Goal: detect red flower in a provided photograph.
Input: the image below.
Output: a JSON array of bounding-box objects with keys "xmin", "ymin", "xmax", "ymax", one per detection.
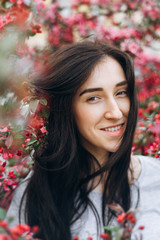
[
  {"xmin": 117, "ymin": 212, "xmax": 126, "ymax": 223},
  {"xmin": 8, "ymin": 5, "xmax": 30, "ymax": 29},
  {"xmin": 30, "ymin": 23, "xmax": 42, "ymax": 34},
  {"xmin": 100, "ymin": 233, "xmax": 111, "ymax": 239},
  {"xmin": 130, "ymin": 216, "xmax": 136, "ymax": 224},
  {"xmin": 0, "ymin": 166, "xmax": 5, "ymax": 174},
  {"xmin": 10, "ymin": 224, "xmax": 31, "ymax": 239},
  {"xmin": 8, "ymin": 170, "xmax": 16, "ymax": 178},
  {"xmin": 73, "ymin": 237, "xmax": 79, "ymax": 240},
  {"xmin": 8, "ymin": 153, "xmax": 13, "ymax": 159},
  {"xmin": 16, "ymin": 149, "xmax": 22, "ymax": 156},
  {"xmin": 126, "ymin": 213, "xmax": 133, "ymax": 220},
  {"xmin": 0, "ymin": 147, "xmax": 3, "ymax": 153},
  {"xmin": 2, "ymin": 162, "xmax": 6, "ymax": 168},
  {"xmin": 32, "ymin": 225, "xmax": 39, "ymax": 233},
  {"xmin": 0, "ymin": 220, "xmax": 8, "ymax": 228},
  {"xmin": 139, "ymin": 226, "xmax": 145, "ymax": 230}
]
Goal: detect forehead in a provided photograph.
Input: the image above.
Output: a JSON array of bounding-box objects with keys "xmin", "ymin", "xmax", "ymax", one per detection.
[{"xmin": 78, "ymin": 57, "xmax": 126, "ymax": 92}]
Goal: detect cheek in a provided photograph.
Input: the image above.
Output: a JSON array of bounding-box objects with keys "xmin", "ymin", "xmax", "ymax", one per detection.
[
  {"xmin": 74, "ymin": 106, "xmax": 91, "ymax": 127},
  {"xmin": 119, "ymin": 99, "xmax": 130, "ymax": 117},
  {"xmin": 73, "ymin": 104, "xmax": 98, "ymax": 133}
]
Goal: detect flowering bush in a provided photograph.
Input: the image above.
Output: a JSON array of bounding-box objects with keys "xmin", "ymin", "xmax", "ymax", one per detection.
[
  {"xmin": 0, "ymin": 0, "xmax": 47, "ymax": 205},
  {"xmin": 0, "ymin": 207, "xmax": 40, "ymax": 239},
  {"xmin": 73, "ymin": 204, "xmax": 144, "ymax": 240},
  {"xmin": 0, "ymin": 0, "xmax": 160, "ymax": 239}
]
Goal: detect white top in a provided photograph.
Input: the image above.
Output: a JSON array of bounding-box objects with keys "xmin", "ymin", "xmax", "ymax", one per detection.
[{"xmin": 6, "ymin": 155, "xmax": 160, "ymax": 240}]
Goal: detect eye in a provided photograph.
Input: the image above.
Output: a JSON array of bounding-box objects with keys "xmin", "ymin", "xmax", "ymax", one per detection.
[
  {"xmin": 87, "ymin": 96, "xmax": 99, "ymax": 102},
  {"xmin": 117, "ymin": 90, "xmax": 127, "ymax": 96}
]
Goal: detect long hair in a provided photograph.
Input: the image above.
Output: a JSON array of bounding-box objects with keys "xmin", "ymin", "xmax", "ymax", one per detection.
[{"xmin": 21, "ymin": 41, "xmax": 138, "ymax": 240}]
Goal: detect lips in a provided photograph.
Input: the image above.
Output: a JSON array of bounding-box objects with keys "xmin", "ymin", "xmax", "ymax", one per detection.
[{"xmin": 101, "ymin": 123, "xmax": 124, "ymax": 132}]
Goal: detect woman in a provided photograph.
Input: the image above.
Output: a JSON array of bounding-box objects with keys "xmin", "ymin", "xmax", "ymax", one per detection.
[{"xmin": 7, "ymin": 41, "xmax": 160, "ymax": 240}]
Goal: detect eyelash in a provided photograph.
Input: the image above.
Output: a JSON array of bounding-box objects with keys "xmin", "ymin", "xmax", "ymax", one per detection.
[
  {"xmin": 117, "ymin": 90, "xmax": 127, "ymax": 96},
  {"xmin": 87, "ymin": 96, "xmax": 99, "ymax": 102},
  {"xmin": 87, "ymin": 90, "xmax": 128, "ymax": 102}
]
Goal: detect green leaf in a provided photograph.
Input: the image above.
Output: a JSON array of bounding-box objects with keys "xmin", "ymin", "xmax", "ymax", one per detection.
[
  {"xmin": 15, "ymin": 133, "xmax": 24, "ymax": 140},
  {"xmin": 104, "ymin": 226, "xmax": 119, "ymax": 231},
  {"xmin": 0, "ymin": 208, "xmax": 6, "ymax": 220},
  {"xmin": 0, "ymin": 131, "xmax": 8, "ymax": 136},
  {"xmin": 39, "ymin": 98, "xmax": 47, "ymax": 106},
  {"xmin": 5, "ymin": 135, "xmax": 13, "ymax": 149},
  {"xmin": 26, "ymin": 160, "xmax": 34, "ymax": 165},
  {"xmin": 24, "ymin": 146, "xmax": 31, "ymax": 153},
  {"xmin": 42, "ymin": 108, "xmax": 50, "ymax": 118},
  {"xmin": 29, "ymin": 100, "xmax": 39, "ymax": 113},
  {"xmin": 29, "ymin": 32, "xmax": 36, "ymax": 37},
  {"xmin": 8, "ymin": 158, "xmax": 17, "ymax": 166},
  {"xmin": 2, "ymin": 1, "xmax": 13, "ymax": 8},
  {"xmin": 0, "ymin": 226, "xmax": 5, "ymax": 233},
  {"xmin": 142, "ymin": 137, "xmax": 147, "ymax": 145},
  {"xmin": 27, "ymin": 139, "xmax": 37, "ymax": 146},
  {"xmin": 115, "ymin": 232, "xmax": 122, "ymax": 240},
  {"xmin": 154, "ymin": 95, "xmax": 160, "ymax": 102}
]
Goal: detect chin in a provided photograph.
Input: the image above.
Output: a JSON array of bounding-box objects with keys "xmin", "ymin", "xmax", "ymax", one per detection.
[{"xmin": 106, "ymin": 146, "xmax": 120, "ymax": 153}]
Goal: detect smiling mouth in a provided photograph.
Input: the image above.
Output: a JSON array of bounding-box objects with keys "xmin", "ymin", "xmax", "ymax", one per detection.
[{"xmin": 101, "ymin": 123, "xmax": 124, "ymax": 132}]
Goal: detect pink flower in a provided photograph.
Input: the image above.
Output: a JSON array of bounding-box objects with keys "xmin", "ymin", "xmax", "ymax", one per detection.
[
  {"xmin": 0, "ymin": 127, "xmax": 8, "ymax": 133},
  {"xmin": 40, "ymin": 127, "xmax": 47, "ymax": 134},
  {"xmin": 46, "ymin": 3, "xmax": 59, "ymax": 22},
  {"xmin": 121, "ymin": 39, "xmax": 142, "ymax": 56},
  {"xmin": 8, "ymin": 170, "xmax": 16, "ymax": 179}
]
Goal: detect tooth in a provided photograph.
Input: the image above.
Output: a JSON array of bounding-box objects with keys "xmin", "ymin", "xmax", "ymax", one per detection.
[{"xmin": 104, "ymin": 124, "xmax": 122, "ymax": 132}]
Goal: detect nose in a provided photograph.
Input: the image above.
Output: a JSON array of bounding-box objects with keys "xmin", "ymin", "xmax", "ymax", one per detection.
[{"xmin": 104, "ymin": 99, "xmax": 123, "ymax": 120}]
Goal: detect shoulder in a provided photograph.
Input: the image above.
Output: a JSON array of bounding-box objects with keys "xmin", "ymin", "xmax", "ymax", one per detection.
[
  {"xmin": 132, "ymin": 156, "xmax": 160, "ymax": 239},
  {"xmin": 135, "ymin": 155, "xmax": 160, "ymax": 186},
  {"xmin": 12, "ymin": 170, "xmax": 33, "ymax": 201},
  {"xmin": 136, "ymin": 155, "xmax": 160, "ymax": 169},
  {"xmin": 6, "ymin": 171, "xmax": 32, "ymax": 226}
]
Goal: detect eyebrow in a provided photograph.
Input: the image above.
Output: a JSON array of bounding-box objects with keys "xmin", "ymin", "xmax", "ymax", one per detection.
[{"xmin": 79, "ymin": 80, "xmax": 128, "ymax": 96}]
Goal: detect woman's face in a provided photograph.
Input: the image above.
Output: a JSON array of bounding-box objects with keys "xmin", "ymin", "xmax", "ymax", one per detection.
[{"xmin": 73, "ymin": 57, "xmax": 130, "ymax": 164}]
